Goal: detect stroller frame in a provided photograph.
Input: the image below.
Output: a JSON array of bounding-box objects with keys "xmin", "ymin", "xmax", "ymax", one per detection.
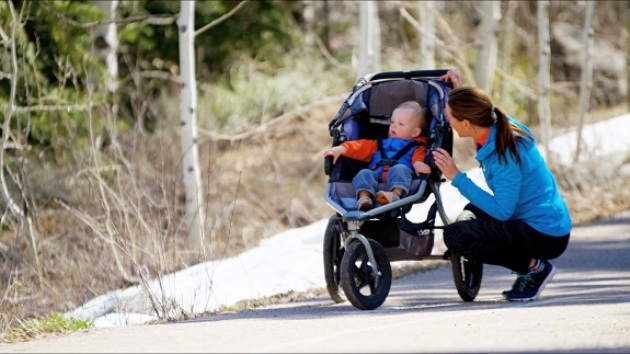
[{"xmin": 323, "ymin": 69, "xmax": 483, "ymax": 310}]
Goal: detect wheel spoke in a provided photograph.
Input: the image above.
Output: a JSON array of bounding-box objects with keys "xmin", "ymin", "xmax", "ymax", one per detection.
[
  {"xmin": 368, "ymin": 277, "xmax": 378, "ymax": 293},
  {"xmin": 354, "ymin": 274, "xmax": 368, "ymax": 291}
]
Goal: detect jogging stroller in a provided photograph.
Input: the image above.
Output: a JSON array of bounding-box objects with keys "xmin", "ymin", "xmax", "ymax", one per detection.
[{"xmin": 323, "ymin": 69, "xmax": 483, "ymax": 310}]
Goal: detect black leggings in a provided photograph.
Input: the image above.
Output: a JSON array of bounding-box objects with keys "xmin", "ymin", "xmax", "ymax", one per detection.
[{"xmin": 444, "ymin": 204, "xmax": 570, "ymax": 274}]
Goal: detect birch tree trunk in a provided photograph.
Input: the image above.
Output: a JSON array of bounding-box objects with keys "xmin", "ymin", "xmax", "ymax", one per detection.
[
  {"xmin": 499, "ymin": 1, "xmax": 518, "ymax": 104},
  {"xmin": 474, "ymin": 0, "xmax": 501, "ymax": 95},
  {"xmin": 357, "ymin": 0, "xmax": 381, "ymax": 79},
  {"xmin": 302, "ymin": 0, "xmax": 316, "ymax": 48},
  {"xmin": 417, "ymin": 0, "xmax": 435, "ymax": 69},
  {"xmin": 537, "ymin": 0, "xmax": 552, "ymax": 157},
  {"xmin": 574, "ymin": 1, "xmax": 596, "ymax": 163},
  {"xmin": 322, "ymin": 0, "xmax": 330, "ymax": 52},
  {"xmin": 178, "ymin": 0, "xmax": 206, "ymax": 250},
  {"xmin": 620, "ymin": 2, "xmax": 629, "ymax": 110},
  {"xmin": 92, "ymin": 0, "xmax": 119, "ymax": 93}
]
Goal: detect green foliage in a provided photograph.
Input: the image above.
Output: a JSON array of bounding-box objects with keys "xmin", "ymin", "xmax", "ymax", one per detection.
[
  {"xmin": 1, "ymin": 0, "xmax": 306, "ymax": 154},
  {"xmin": 2, "ymin": 313, "xmax": 93, "ymax": 343},
  {"xmin": 117, "ymin": 0, "xmax": 299, "ymax": 80},
  {"xmin": 1, "ymin": 0, "xmax": 107, "ymax": 152},
  {"xmin": 194, "ymin": 53, "xmax": 354, "ymax": 131},
  {"xmin": 14, "ymin": 1, "xmax": 103, "ymax": 85}
]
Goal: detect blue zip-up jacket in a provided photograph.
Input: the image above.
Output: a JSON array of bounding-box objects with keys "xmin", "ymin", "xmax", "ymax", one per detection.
[
  {"xmin": 367, "ymin": 137, "xmax": 416, "ymax": 174},
  {"xmin": 451, "ymin": 117, "xmax": 572, "ymax": 236}
]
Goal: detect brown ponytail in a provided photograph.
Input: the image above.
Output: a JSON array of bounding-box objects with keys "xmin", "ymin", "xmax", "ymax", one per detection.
[{"xmin": 447, "ymin": 87, "xmax": 532, "ymax": 165}]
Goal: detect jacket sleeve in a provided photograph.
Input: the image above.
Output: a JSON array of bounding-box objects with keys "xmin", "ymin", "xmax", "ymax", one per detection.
[
  {"xmin": 411, "ymin": 137, "xmax": 428, "ymax": 164},
  {"xmin": 452, "ymin": 156, "xmax": 521, "ymax": 221},
  {"xmin": 341, "ymin": 140, "xmax": 378, "ymax": 162},
  {"xmin": 411, "ymin": 145, "xmax": 427, "ymax": 164}
]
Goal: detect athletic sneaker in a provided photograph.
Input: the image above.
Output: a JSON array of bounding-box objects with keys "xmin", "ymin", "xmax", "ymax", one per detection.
[
  {"xmin": 504, "ymin": 260, "xmax": 556, "ymax": 302},
  {"xmin": 501, "ymin": 271, "xmax": 520, "ymax": 297}
]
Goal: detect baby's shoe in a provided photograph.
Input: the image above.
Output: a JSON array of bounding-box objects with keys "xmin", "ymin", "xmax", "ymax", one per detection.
[
  {"xmin": 356, "ymin": 196, "xmax": 374, "ymax": 211},
  {"xmin": 375, "ymin": 191, "xmax": 400, "ymax": 205}
]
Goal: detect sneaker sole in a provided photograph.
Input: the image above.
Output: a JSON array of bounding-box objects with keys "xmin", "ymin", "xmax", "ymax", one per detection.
[{"xmin": 507, "ymin": 266, "xmax": 557, "ymax": 302}]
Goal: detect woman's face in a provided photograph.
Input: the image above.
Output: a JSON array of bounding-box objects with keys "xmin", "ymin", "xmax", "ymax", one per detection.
[{"xmin": 446, "ymin": 105, "xmax": 470, "ymax": 138}]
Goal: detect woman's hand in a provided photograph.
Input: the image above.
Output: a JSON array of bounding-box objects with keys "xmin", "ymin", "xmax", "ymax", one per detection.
[
  {"xmin": 441, "ymin": 70, "xmax": 462, "ymax": 88},
  {"xmin": 431, "ymin": 148, "xmax": 459, "ymax": 180}
]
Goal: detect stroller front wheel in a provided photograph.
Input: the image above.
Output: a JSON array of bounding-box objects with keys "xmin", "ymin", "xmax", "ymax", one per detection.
[{"xmin": 340, "ymin": 238, "xmax": 392, "ymax": 310}]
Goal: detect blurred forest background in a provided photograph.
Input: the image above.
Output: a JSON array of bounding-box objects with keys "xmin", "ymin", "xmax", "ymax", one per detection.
[{"xmin": 0, "ymin": 0, "xmax": 629, "ymax": 336}]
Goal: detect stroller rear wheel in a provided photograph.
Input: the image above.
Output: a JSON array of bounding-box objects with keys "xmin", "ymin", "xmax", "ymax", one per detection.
[
  {"xmin": 450, "ymin": 252, "xmax": 483, "ymax": 301},
  {"xmin": 449, "ymin": 208, "xmax": 483, "ymax": 301},
  {"xmin": 341, "ymin": 238, "xmax": 392, "ymax": 310},
  {"xmin": 323, "ymin": 215, "xmax": 345, "ymax": 303}
]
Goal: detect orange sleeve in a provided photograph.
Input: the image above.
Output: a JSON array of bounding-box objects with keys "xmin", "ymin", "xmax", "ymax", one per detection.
[
  {"xmin": 411, "ymin": 136, "xmax": 428, "ymax": 164},
  {"xmin": 341, "ymin": 139, "xmax": 378, "ymax": 162}
]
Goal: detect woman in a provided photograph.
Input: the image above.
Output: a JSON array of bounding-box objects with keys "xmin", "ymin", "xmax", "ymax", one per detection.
[{"xmin": 432, "ymin": 81, "xmax": 572, "ymax": 302}]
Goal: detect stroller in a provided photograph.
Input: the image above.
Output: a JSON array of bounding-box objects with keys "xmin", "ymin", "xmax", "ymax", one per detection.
[{"xmin": 323, "ymin": 69, "xmax": 483, "ymax": 310}]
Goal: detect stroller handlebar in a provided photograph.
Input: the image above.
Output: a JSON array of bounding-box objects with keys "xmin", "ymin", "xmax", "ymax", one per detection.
[{"xmin": 365, "ymin": 69, "xmax": 451, "ymax": 82}]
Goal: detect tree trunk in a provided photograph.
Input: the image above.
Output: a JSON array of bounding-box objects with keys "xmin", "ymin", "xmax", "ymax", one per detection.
[
  {"xmin": 322, "ymin": 0, "xmax": 330, "ymax": 52},
  {"xmin": 474, "ymin": 0, "xmax": 501, "ymax": 95},
  {"xmin": 357, "ymin": 0, "xmax": 381, "ymax": 79},
  {"xmin": 178, "ymin": 0, "xmax": 206, "ymax": 250},
  {"xmin": 537, "ymin": 0, "xmax": 552, "ymax": 157},
  {"xmin": 574, "ymin": 1, "xmax": 596, "ymax": 163},
  {"xmin": 499, "ymin": 1, "xmax": 518, "ymax": 106},
  {"xmin": 92, "ymin": 0, "xmax": 119, "ymax": 93},
  {"xmin": 417, "ymin": 0, "xmax": 435, "ymax": 69},
  {"xmin": 302, "ymin": 0, "xmax": 316, "ymax": 48},
  {"xmin": 620, "ymin": 1, "xmax": 629, "ymax": 109}
]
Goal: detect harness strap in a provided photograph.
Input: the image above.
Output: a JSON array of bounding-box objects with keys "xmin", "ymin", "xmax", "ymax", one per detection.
[{"xmin": 373, "ymin": 140, "xmax": 423, "ymax": 182}]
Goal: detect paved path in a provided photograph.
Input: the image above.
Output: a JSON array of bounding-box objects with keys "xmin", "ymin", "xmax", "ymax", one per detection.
[{"xmin": 2, "ymin": 210, "xmax": 630, "ymax": 353}]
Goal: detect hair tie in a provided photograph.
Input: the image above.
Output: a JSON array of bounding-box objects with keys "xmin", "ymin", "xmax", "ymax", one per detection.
[{"xmin": 491, "ymin": 105, "xmax": 497, "ymax": 120}]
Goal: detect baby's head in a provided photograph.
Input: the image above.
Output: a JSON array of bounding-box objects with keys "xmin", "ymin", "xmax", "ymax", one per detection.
[{"xmin": 389, "ymin": 101, "xmax": 427, "ymax": 140}]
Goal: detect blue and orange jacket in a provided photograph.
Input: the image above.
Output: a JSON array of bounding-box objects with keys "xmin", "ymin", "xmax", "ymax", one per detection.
[{"xmin": 341, "ymin": 135, "xmax": 428, "ymax": 178}]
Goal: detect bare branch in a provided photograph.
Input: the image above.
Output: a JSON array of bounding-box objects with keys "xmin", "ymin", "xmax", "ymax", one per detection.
[
  {"xmin": 123, "ymin": 70, "xmax": 179, "ymax": 85},
  {"xmin": 56, "ymin": 198, "xmax": 140, "ymax": 284},
  {"xmin": 495, "ymin": 66, "xmax": 537, "ymax": 99},
  {"xmin": 398, "ymin": 4, "xmax": 476, "ymax": 86},
  {"xmin": 194, "ymin": 0, "xmax": 249, "ymax": 37},
  {"xmin": 39, "ymin": 2, "xmax": 177, "ymax": 28},
  {"xmin": 0, "ymin": 22, "xmax": 9, "ymax": 43},
  {"xmin": 1, "ymin": 0, "xmax": 43, "ymax": 286},
  {"xmin": 313, "ymin": 33, "xmax": 346, "ymax": 69},
  {"xmin": 13, "ymin": 104, "xmax": 90, "ymax": 113},
  {"xmin": 198, "ymin": 93, "xmax": 346, "ymax": 144}
]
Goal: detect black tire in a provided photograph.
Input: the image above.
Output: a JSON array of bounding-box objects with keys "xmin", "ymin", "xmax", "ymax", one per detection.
[
  {"xmin": 450, "ymin": 252, "xmax": 483, "ymax": 301},
  {"xmin": 448, "ymin": 208, "xmax": 483, "ymax": 301},
  {"xmin": 323, "ymin": 215, "xmax": 345, "ymax": 303},
  {"xmin": 340, "ymin": 238, "xmax": 392, "ymax": 310}
]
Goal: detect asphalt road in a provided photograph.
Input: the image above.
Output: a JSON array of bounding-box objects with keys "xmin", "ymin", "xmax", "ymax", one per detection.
[{"xmin": 2, "ymin": 210, "xmax": 630, "ymax": 353}]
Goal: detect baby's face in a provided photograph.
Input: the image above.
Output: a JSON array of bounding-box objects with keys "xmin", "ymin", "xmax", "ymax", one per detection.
[{"xmin": 389, "ymin": 109, "xmax": 420, "ymax": 140}]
